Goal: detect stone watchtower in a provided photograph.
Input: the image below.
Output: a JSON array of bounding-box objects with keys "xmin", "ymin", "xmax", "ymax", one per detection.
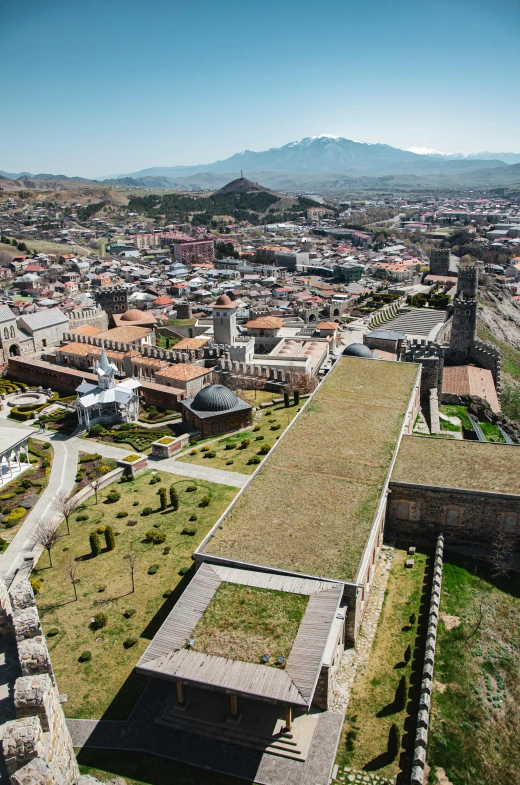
[
  {"xmin": 93, "ymin": 285, "xmax": 129, "ymax": 327},
  {"xmin": 429, "ymin": 248, "xmax": 451, "ymax": 276},
  {"xmin": 210, "ymin": 294, "xmax": 237, "ymax": 346},
  {"xmin": 449, "ymin": 264, "xmax": 478, "ymax": 364}
]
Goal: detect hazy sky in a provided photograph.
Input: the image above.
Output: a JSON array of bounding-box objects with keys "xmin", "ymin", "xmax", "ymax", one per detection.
[{"xmin": 1, "ymin": 0, "xmax": 519, "ymax": 176}]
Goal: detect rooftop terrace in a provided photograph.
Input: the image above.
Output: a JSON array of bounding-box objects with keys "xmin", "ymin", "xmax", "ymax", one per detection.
[
  {"xmin": 199, "ymin": 357, "xmax": 419, "ymax": 582},
  {"xmin": 392, "ymin": 436, "xmax": 520, "ymax": 496}
]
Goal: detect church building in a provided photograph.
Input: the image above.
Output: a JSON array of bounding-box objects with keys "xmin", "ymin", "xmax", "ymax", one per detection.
[{"xmin": 75, "ymin": 343, "xmax": 141, "ymax": 429}]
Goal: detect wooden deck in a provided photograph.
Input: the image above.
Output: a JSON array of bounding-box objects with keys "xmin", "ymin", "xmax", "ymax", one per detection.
[{"xmin": 136, "ymin": 564, "xmax": 343, "ymax": 707}]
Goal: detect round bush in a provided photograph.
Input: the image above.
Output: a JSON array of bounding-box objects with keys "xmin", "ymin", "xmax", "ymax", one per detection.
[
  {"xmin": 190, "ymin": 449, "xmax": 198, "ymax": 455},
  {"xmin": 201, "ymin": 445, "xmax": 210, "ymax": 452},
  {"xmin": 270, "ymin": 424, "xmax": 281, "ymax": 431},
  {"xmin": 141, "ymin": 507, "xmax": 153, "ymax": 516},
  {"xmin": 96, "ymin": 525, "xmax": 106, "ymax": 534},
  {"xmin": 47, "ymin": 628, "xmax": 59, "ymax": 637},
  {"xmin": 198, "ymin": 496, "xmax": 210, "ymax": 508},
  {"xmin": 148, "ymin": 565, "xmax": 159, "ymax": 575},
  {"xmin": 259, "ymin": 443, "xmax": 271, "ymax": 455},
  {"xmin": 124, "ymin": 609, "xmax": 136, "ymax": 618},
  {"xmin": 163, "ymin": 546, "xmax": 171, "ymax": 555},
  {"xmin": 145, "ymin": 530, "xmax": 166, "ymax": 544},
  {"xmin": 189, "ymin": 514, "xmax": 198, "ymax": 521},
  {"xmin": 29, "ymin": 578, "xmax": 42, "ymax": 595},
  {"xmin": 185, "ymin": 486, "xmax": 196, "ymax": 493},
  {"xmin": 93, "ymin": 612, "xmax": 108, "ymax": 629},
  {"xmin": 224, "ymin": 444, "xmax": 234, "ymax": 450},
  {"xmin": 252, "ymin": 425, "xmax": 261, "ymax": 431},
  {"xmin": 204, "ymin": 450, "xmax": 216, "ymax": 458},
  {"xmin": 76, "ymin": 514, "xmax": 89, "ymax": 522},
  {"xmin": 248, "ymin": 456, "xmax": 261, "ymax": 465},
  {"xmin": 116, "ymin": 511, "xmax": 128, "ymax": 518},
  {"xmin": 255, "ymin": 435, "xmax": 264, "ymax": 441},
  {"xmin": 124, "ymin": 638, "xmax": 137, "ymax": 649},
  {"xmin": 178, "ymin": 567, "xmax": 188, "ymax": 576},
  {"xmin": 163, "ymin": 589, "xmax": 173, "ymax": 597},
  {"xmin": 79, "ymin": 651, "xmax": 91, "ymax": 662},
  {"xmin": 182, "ymin": 526, "xmax": 197, "ymax": 536},
  {"xmin": 106, "ymin": 490, "xmax": 121, "ymax": 503},
  {"xmin": 132, "ymin": 500, "xmax": 139, "ymax": 506},
  {"xmin": 97, "ymin": 585, "xmax": 107, "ymax": 593},
  {"xmin": 226, "ymin": 460, "xmax": 234, "ymax": 465}
]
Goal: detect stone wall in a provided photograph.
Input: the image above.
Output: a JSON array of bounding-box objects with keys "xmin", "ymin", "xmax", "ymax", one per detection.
[
  {"xmin": 68, "ymin": 306, "xmax": 109, "ymax": 333},
  {"xmin": 411, "ymin": 534, "xmax": 444, "ymax": 785},
  {"xmin": 0, "ymin": 580, "xmax": 106, "ymax": 785},
  {"xmin": 387, "ymin": 482, "xmax": 520, "ymax": 549}
]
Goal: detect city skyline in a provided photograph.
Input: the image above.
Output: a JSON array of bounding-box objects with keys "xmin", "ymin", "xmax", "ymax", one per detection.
[{"xmin": 1, "ymin": 0, "xmax": 519, "ymax": 176}]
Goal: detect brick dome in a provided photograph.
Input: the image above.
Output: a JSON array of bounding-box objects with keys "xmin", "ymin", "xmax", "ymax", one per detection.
[
  {"xmin": 191, "ymin": 384, "xmax": 240, "ymax": 412},
  {"xmin": 120, "ymin": 309, "xmax": 147, "ymax": 322}
]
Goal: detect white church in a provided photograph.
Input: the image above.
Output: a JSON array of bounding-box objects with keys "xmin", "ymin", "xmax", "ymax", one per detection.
[{"xmin": 75, "ymin": 343, "xmax": 141, "ymax": 429}]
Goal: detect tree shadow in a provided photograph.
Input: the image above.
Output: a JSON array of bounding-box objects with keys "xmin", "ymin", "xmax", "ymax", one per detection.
[{"xmin": 364, "ymin": 751, "xmax": 394, "ymax": 771}]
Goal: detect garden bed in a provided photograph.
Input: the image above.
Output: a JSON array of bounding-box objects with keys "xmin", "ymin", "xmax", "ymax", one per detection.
[
  {"xmin": 73, "ymin": 453, "xmax": 118, "ymax": 495},
  {"xmin": 32, "ymin": 469, "xmax": 238, "ymax": 720},
  {"xmin": 0, "ymin": 438, "xmax": 52, "ymax": 539},
  {"xmin": 87, "ymin": 423, "xmax": 175, "ymax": 454}
]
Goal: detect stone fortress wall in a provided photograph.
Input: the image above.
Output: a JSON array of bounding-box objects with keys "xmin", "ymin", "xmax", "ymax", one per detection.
[{"xmin": 68, "ymin": 306, "xmax": 109, "ymax": 333}]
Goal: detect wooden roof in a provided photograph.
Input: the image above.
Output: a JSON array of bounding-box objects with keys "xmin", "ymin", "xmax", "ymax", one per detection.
[{"xmin": 136, "ymin": 563, "xmax": 343, "ymax": 707}]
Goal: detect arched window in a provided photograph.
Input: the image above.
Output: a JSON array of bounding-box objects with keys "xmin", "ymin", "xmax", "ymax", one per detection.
[
  {"xmin": 10, "ymin": 326, "xmax": 15, "ymax": 338},
  {"xmin": 3, "ymin": 328, "xmax": 8, "ymax": 339}
]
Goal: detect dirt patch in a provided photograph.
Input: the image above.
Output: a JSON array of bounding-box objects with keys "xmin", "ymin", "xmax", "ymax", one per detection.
[
  {"xmin": 435, "ymin": 767, "xmax": 454, "ymax": 785},
  {"xmin": 440, "ymin": 613, "xmax": 461, "ymax": 630},
  {"xmin": 433, "ymin": 679, "xmax": 446, "ymax": 693}
]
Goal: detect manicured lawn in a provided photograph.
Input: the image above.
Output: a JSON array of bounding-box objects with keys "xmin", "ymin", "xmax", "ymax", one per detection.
[
  {"xmin": 238, "ymin": 389, "xmax": 279, "ymax": 406},
  {"xmin": 335, "ymin": 548, "xmax": 430, "ymax": 780},
  {"xmin": 156, "ymin": 334, "xmax": 180, "ymax": 349},
  {"xmin": 32, "ymin": 470, "xmax": 238, "ymax": 720},
  {"xmin": 77, "ymin": 749, "xmax": 246, "ymax": 785},
  {"xmin": 178, "ymin": 402, "xmax": 300, "ymax": 474},
  {"xmin": 192, "ymin": 583, "xmax": 308, "ymax": 665},
  {"xmin": 428, "ymin": 557, "xmax": 520, "ymax": 785}
]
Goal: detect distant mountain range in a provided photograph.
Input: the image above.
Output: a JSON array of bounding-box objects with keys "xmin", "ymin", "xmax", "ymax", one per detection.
[{"xmin": 2, "ymin": 136, "xmax": 520, "ymax": 192}]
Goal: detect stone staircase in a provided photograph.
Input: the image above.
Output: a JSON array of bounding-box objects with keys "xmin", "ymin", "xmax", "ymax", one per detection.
[{"xmin": 155, "ymin": 692, "xmax": 317, "ymax": 761}]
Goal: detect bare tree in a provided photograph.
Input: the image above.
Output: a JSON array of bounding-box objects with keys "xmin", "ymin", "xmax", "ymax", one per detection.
[
  {"xmin": 33, "ymin": 517, "xmax": 59, "ymax": 568},
  {"xmin": 285, "ymin": 370, "xmax": 318, "ymax": 395},
  {"xmin": 124, "ymin": 550, "xmax": 137, "ymax": 594},
  {"xmin": 64, "ymin": 554, "xmax": 79, "ymax": 601},
  {"xmin": 90, "ymin": 468, "xmax": 104, "ymax": 505},
  {"xmin": 489, "ymin": 530, "xmax": 520, "ymax": 578},
  {"xmin": 52, "ymin": 490, "xmax": 80, "ymax": 536}
]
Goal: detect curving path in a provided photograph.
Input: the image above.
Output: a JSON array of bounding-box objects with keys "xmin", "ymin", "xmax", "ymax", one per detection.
[{"xmin": 0, "ymin": 420, "xmax": 247, "ymax": 586}]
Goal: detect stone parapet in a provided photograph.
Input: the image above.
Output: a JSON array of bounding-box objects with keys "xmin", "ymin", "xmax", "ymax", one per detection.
[
  {"xmin": 9, "ymin": 581, "xmax": 36, "ymax": 612},
  {"xmin": 13, "ymin": 607, "xmax": 42, "ymax": 642},
  {"xmin": 2, "ymin": 715, "xmax": 45, "ymax": 776},
  {"xmin": 17, "ymin": 636, "xmax": 54, "ymax": 682}
]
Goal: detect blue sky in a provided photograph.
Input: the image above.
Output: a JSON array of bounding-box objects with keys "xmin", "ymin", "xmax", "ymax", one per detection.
[{"xmin": 1, "ymin": 0, "xmax": 519, "ymax": 176}]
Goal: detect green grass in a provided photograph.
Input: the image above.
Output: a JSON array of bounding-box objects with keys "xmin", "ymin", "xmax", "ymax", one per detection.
[
  {"xmin": 156, "ymin": 334, "xmax": 180, "ymax": 349},
  {"xmin": 428, "ymin": 557, "xmax": 520, "ymax": 785},
  {"xmin": 478, "ymin": 421, "xmax": 505, "ymax": 443},
  {"xmin": 439, "ymin": 405, "xmax": 473, "ymax": 431},
  {"xmin": 335, "ymin": 548, "xmax": 429, "ymax": 779},
  {"xmin": 77, "ymin": 749, "xmax": 245, "ymax": 785},
  {"xmin": 32, "ymin": 470, "xmax": 238, "ymax": 720},
  {"xmin": 238, "ymin": 389, "xmax": 279, "ymax": 406},
  {"xmin": 178, "ymin": 402, "xmax": 300, "ymax": 474},
  {"xmin": 192, "ymin": 583, "xmax": 308, "ymax": 666},
  {"xmin": 438, "ymin": 419, "xmax": 461, "ymax": 434}
]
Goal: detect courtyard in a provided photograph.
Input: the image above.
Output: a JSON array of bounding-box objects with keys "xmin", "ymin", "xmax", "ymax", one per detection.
[{"xmin": 32, "ymin": 469, "xmax": 238, "ymax": 720}]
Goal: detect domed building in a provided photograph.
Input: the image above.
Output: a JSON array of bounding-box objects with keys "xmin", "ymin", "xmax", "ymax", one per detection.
[
  {"xmin": 113, "ymin": 308, "xmax": 157, "ymax": 328},
  {"xmin": 342, "ymin": 343, "xmax": 376, "ymax": 359},
  {"xmin": 180, "ymin": 384, "xmax": 253, "ymax": 438}
]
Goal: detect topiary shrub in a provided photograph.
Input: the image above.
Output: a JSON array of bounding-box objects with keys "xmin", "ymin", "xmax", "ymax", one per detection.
[
  {"xmin": 204, "ymin": 450, "xmax": 216, "ymax": 458},
  {"xmin": 124, "ymin": 638, "xmax": 137, "ymax": 649},
  {"xmin": 47, "ymin": 628, "xmax": 59, "ymax": 637},
  {"xmin": 116, "ymin": 511, "xmax": 128, "ymax": 518},
  {"xmin": 294, "ymin": 390, "xmax": 300, "ymax": 406},
  {"xmin": 106, "ymin": 490, "xmax": 121, "ymax": 503},
  {"xmin": 182, "ymin": 526, "xmax": 197, "ymax": 536},
  {"xmin": 89, "ymin": 424, "xmax": 103, "ymax": 436},
  {"xmin": 76, "ymin": 514, "xmax": 89, "ymax": 522},
  {"xmin": 252, "ymin": 425, "xmax": 261, "ymax": 431},
  {"xmin": 145, "ymin": 529, "xmax": 166, "ymax": 544},
  {"xmin": 79, "ymin": 651, "xmax": 91, "ymax": 662},
  {"xmin": 255, "ymin": 435, "xmax": 264, "ymax": 441},
  {"xmin": 224, "ymin": 443, "xmax": 235, "ymax": 450},
  {"xmin": 158, "ymin": 487, "xmax": 167, "ymax": 510},
  {"xmin": 141, "ymin": 507, "xmax": 153, "ymax": 516},
  {"xmin": 96, "ymin": 525, "xmax": 106, "ymax": 534},
  {"xmin": 169, "ymin": 485, "xmax": 179, "ymax": 510},
  {"xmin": 190, "ymin": 449, "xmax": 198, "ymax": 455},
  {"xmin": 284, "ymin": 391, "xmax": 290, "ymax": 407},
  {"xmin": 178, "ymin": 567, "xmax": 188, "ymax": 576},
  {"xmin": 93, "ymin": 612, "xmax": 108, "ymax": 629},
  {"xmin": 201, "ymin": 445, "xmax": 211, "ymax": 452},
  {"xmin": 132, "ymin": 500, "xmax": 139, "ymax": 506},
  {"xmin": 248, "ymin": 456, "xmax": 261, "ymax": 465},
  {"xmin": 89, "ymin": 531, "xmax": 101, "ymax": 557},
  {"xmin": 226, "ymin": 460, "xmax": 234, "ymax": 465},
  {"xmin": 185, "ymin": 485, "xmax": 196, "ymax": 492},
  {"xmin": 104, "ymin": 525, "xmax": 116, "ymax": 551},
  {"xmin": 163, "ymin": 546, "xmax": 171, "ymax": 555},
  {"xmin": 404, "ymin": 644, "xmax": 412, "ymax": 664},
  {"xmin": 189, "ymin": 514, "xmax": 198, "ymax": 521},
  {"xmin": 270, "ymin": 424, "xmax": 281, "ymax": 431},
  {"xmin": 29, "ymin": 578, "xmax": 42, "ymax": 595},
  {"xmin": 259, "ymin": 443, "xmax": 271, "ymax": 455},
  {"xmin": 123, "ymin": 609, "xmax": 136, "ymax": 618},
  {"xmin": 148, "ymin": 565, "xmax": 159, "ymax": 575},
  {"xmin": 149, "ymin": 476, "xmax": 160, "ymax": 485},
  {"xmin": 199, "ymin": 496, "xmax": 210, "ymax": 508},
  {"xmin": 240, "ymin": 438, "xmax": 250, "ymax": 449}
]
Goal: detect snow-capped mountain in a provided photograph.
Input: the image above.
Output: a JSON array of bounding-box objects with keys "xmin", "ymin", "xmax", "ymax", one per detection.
[
  {"xmin": 104, "ymin": 136, "xmax": 513, "ymax": 181},
  {"xmin": 406, "ymin": 147, "xmax": 520, "ymax": 165}
]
